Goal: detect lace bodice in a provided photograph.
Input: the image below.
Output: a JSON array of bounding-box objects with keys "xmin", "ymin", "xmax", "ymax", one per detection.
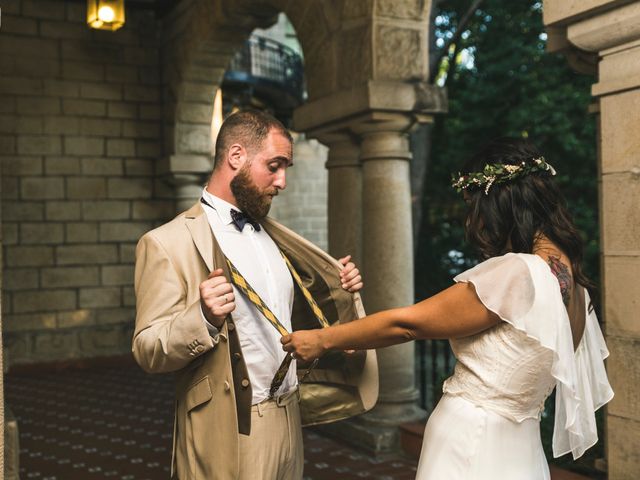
[
  {"xmin": 443, "ymin": 253, "xmax": 613, "ymax": 459},
  {"xmin": 444, "ymin": 322, "xmax": 556, "ymax": 422}
]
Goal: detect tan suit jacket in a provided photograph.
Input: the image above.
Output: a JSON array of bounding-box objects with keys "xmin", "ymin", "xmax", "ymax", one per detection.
[{"xmin": 133, "ymin": 202, "xmax": 378, "ymax": 479}]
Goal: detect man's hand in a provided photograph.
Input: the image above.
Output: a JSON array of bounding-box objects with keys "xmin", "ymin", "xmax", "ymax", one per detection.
[
  {"xmin": 338, "ymin": 255, "xmax": 363, "ymax": 293},
  {"xmin": 200, "ymin": 268, "xmax": 235, "ymax": 328},
  {"xmin": 281, "ymin": 330, "xmax": 326, "ymax": 362}
]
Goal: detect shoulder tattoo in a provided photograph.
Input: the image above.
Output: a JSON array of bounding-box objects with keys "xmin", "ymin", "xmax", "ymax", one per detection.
[{"xmin": 547, "ymin": 255, "xmax": 571, "ymax": 305}]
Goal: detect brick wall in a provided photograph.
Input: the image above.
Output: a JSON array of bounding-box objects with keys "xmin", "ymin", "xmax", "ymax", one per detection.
[{"xmin": 0, "ymin": 0, "xmax": 171, "ymax": 364}]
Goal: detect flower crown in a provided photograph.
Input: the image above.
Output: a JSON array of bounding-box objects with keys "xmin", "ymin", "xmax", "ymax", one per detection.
[{"xmin": 451, "ymin": 156, "xmax": 556, "ymax": 195}]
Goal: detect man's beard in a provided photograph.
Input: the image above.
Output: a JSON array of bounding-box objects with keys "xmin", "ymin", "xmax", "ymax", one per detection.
[{"xmin": 230, "ymin": 165, "xmax": 276, "ymax": 220}]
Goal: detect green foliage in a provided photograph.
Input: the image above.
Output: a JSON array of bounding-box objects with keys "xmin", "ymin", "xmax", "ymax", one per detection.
[{"xmin": 416, "ymin": 0, "xmax": 601, "ymax": 475}]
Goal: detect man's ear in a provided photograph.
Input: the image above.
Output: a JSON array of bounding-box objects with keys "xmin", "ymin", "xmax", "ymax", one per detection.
[{"xmin": 227, "ymin": 143, "xmax": 246, "ymax": 170}]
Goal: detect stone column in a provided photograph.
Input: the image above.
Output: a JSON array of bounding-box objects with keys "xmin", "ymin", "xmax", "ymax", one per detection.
[
  {"xmin": 353, "ymin": 114, "xmax": 426, "ymax": 443},
  {"xmin": 544, "ymin": 2, "xmax": 640, "ymax": 478},
  {"xmin": 318, "ymin": 134, "xmax": 363, "ymax": 266}
]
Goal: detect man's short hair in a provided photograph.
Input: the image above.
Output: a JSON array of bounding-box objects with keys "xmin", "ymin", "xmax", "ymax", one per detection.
[{"xmin": 213, "ymin": 109, "xmax": 292, "ymax": 169}]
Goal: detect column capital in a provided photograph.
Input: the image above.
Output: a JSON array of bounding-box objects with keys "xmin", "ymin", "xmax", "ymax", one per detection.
[{"xmin": 293, "ymin": 80, "xmax": 446, "ymax": 135}]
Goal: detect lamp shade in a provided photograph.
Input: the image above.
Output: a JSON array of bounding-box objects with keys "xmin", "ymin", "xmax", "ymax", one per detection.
[{"xmin": 87, "ymin": 0, "xmax": 125, "ymax": 31}]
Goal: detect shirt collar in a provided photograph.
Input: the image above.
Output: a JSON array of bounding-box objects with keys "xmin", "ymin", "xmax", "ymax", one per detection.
[{"xmin": 201, "ymin": 188, "xmax": 238, "ymax": 227}]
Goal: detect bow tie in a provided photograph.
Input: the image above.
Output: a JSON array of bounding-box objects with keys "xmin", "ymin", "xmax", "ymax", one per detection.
[{"xmin": 230, "ymin": 209, "xmax": 261, "ymax": 232}]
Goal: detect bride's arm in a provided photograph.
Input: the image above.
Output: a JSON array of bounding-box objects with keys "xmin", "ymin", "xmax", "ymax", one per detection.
[{"xmin": 282, "ymin": 282, "xmax": 499, "ymax": 361}]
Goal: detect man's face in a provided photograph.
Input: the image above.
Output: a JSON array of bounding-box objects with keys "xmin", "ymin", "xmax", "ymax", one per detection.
[{"xmin": 230, "ymin": 129, "xmax": 293, "ymax": 219}]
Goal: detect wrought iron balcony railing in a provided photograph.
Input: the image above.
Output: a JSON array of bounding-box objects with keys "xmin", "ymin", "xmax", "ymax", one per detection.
[{"xmin": 223, "ymin": 36, "xmax": 305, "ymax": 118}]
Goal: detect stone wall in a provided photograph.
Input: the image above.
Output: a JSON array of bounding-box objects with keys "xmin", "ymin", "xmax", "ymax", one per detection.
[
  {"xmin": 269, "ymin": 135, "xmax": 328, "ymax": 251},
  {"xmin": 0, "ymin": 0, "xmax": 171, "ymax": 365}
]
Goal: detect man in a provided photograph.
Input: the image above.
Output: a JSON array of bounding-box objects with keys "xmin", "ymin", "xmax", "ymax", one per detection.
[{"xmin": 133, "ymin": 110, "xmax": 378, "ymax": 480}]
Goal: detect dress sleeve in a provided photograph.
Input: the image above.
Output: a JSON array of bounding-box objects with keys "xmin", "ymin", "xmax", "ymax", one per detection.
[{"xmin": 455, "ymin": 253, "xmax": 614, "ymax": 459}]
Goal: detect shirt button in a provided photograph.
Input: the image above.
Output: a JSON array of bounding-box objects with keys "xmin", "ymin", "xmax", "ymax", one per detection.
[
  {"xmin": 241, "ymin": 379, "xmax": 250, "ymax": 388},
  {"xmin": 233, "ymin": 352, "xmax": 242, "ymax": 361},
  {"xmin": 224, "ymin": 381, "xmax": 230, "ymax": 391},
  {"xmin": 195, "ymin": 345, "xmax": 205, "ymax": 353},
  {"xmin": 227, "ymin": 323, "xmax": 236, "ymax": 332}
]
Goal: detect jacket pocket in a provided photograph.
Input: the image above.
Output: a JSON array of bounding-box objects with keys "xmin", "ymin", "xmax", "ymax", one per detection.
[
  {"xmin": 185, "ymin": 376, "xmax": 213, "ymax": 479},
  {"xmin": 186, "ymin": 376, "xmax": 212, "ymax": 411}
]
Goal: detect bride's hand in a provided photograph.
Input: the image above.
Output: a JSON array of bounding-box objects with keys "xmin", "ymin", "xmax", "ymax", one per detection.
[{"xmin": 281, "ymin": 330, "xmax": 326, "ymax": 362}]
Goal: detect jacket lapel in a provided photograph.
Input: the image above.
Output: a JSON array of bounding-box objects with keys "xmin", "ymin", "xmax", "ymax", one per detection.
[{"xmin": 184, "ymin": 202, "xmax": 214, "ymax": 272}]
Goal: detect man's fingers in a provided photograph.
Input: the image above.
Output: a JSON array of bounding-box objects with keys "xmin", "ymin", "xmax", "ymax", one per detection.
[
  {"xmin": 347, "ymin": 281, "xmax": 363, "ymax": 293},
  {"xmin": 338, "ymin": 255, "xmax": 351, "ymax": 267},
  {"xmin": 280, "ymin": 334, "xmax": 291, "ymax": 344},
  {"xmin": 208, "ymin": 268, "xmax": 224, "ymax": 279}
]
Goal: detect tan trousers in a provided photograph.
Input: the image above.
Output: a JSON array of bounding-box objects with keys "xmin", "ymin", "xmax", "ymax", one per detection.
[{"xmin": 238, "ymin": 389, "xmax": 304, "ymax": 480}]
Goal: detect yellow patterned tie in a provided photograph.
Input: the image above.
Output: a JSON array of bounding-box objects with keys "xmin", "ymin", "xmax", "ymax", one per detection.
[{"xmin": 225, "ymin": 252, "xmax": 329, "ymax": 398}]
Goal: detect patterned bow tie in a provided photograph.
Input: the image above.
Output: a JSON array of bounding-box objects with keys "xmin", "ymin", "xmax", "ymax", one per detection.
[{"xmin": 230, "ymin": 209, "xmax": 261, "ymax": 232}]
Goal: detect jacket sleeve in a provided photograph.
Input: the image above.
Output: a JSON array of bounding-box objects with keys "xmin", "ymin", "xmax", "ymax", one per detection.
[{"xmin": 132, "ymin": 231, "xmax": 220, "ymax": 373}]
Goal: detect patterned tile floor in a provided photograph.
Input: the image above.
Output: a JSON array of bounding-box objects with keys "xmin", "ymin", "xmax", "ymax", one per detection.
[{"xmin": 5, "ymin": 363, "xmax": 417, "ymax": 480}]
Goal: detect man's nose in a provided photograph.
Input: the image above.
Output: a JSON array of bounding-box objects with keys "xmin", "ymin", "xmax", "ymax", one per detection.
[{"xmin": 273, "ymin": 170, "xmax": 286, "ymax": 190}]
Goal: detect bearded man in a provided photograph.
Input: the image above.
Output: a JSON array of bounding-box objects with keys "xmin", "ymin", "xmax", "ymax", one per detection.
[{"xmin": 132, "ymin": 109, "xmax": 378, "ymax": 480}]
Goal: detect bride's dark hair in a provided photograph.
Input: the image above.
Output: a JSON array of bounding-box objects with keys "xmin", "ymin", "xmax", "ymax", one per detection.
[{"xmin": 461, "ymin": 137, "xmax": 595, "ymax": 295}]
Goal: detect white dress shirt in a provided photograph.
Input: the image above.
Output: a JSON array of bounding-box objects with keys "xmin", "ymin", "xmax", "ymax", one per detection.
[{"xmin": 201, "ymin": 189, "xmax": 296, "ymax": 404}]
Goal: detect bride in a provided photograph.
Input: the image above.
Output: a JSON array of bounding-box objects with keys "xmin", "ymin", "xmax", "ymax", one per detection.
[{"xmin": 281, "ymin": 138, "xmax": 613, "ymax": 479}]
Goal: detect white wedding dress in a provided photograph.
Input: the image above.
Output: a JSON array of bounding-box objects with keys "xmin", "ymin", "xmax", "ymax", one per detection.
[{"xmin": 416, "ymin": 253, "xmax": 614, "ymax": 480}]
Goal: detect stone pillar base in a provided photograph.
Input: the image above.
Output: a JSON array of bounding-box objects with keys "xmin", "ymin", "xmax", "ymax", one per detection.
[
  {"xmin": 316, "ymin": 403, "xmax": 427, "ymax": 455},
  {"xmin": 5, "ymin": 404, "xmax": 20, "ymax": 480}
]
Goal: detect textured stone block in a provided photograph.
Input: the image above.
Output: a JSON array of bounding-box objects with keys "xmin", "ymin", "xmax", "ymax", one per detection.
[
  {"xmin": 79, "ymin": 286, "xmax": 122, "ymax": 308},
  {"xmin": 2, "ymin": 175, "xmax": 19, "ymax": 200},
  {"xmin": 14, "ymin": 116, "xmax": 44, "ymax": 134},
  {"xmin": 44, "ymin": 116, "xmax": 80, "ymax": 135},
  {"xmin": 62, "ymin": 61, "xmax": 105, "ymax": 81},
  {"xmin": 0, "ymin": 135, "xmax": 17, "ymax": 153},
  {"xmin": 56, "ymin": 309, "xmax": 96, "ymax": 328},
  {"xmin": 2, "ymin": 156, "xmax": 43, "ymax": 175},
  {"xmin": 16, "ymin": 97, "xmax": 61, "ymax": 115},
  {"xmin": 20, "ymin": 222, "xmax": 64, "ymax": 244},
  {"xmin": 2, "ymin": 222, "xmax": 19, "ymax": 245},
  {"xmin": 0, "ymin": 76, "xmax": 43, "ymax": 96},
  {"xmin": 100, "ymin": 221, "xmax": 150, "ymax": 242},
  {"xmin": 3, "ymin": 313, "xmax": 57, "ymax": 332},
  {"xmin": 44, "ymin": 156, "xmax": 81, "ymax": 175},
  {"xmin": 107, "ymin": 178, "xmax": 153, "ymax": 199},
  {"xmin": 604, "ymin": 255, "xmax": 640, "ymax": 336},
  {"xmin": 82, "ymin": 200, "xmax": 130, "ymax": 220},
  {"xmin": 3, "ymin": 201, "xmax": 44, "ymax": 221},
  {"xmin": 122, "ymin": 120, "xmax": 160, "ymax": 139},
  {"xmin": 124, "ymin": 159, "xmax": 153, "ymax": 176},
  {"xmin": 66, "ymin": 177, "xmax": 107, "ymax": 199},
  {"xmin": 0, "ymin": 35, "xmax": 59, "ymax": 58},
  {"xmin": 602, "ymin": 173, "xmax": 640, "ymax": 253},
  {"xmin": 32, "ymin": 330, "xmax": 79, "ymax": 362},
  {"xmin": 107, "ymin": 138, "xmax": 135, "ymax": 157},
  {"xmin": 119, "ymin": 244, "xmax": 137, "ymax": 263},
  {"xmin": 123, "ymin": 286, "xmax": 135, "ymax": 307},
  {"xmin": 607, "ymin": 335, "xmax": 640, "ymax": 421},
  {"xmin": 79, "ymin": 118, "xmax": 122, "ymax": 137},
  {"xmin": 0, "ymin": 95, "xmax": 17, "ymax": 113},
  {"xmin": 41, "ymin": 266, "xmax": 100, "ymax": 288},
  {"xmin": 608, "ymin": 414, "xmax": 640, "ymax": 480},
  {"xmin": 44, "ymin": 79, "xmax": 81, "ymax": 98},
  {"xmin": 132, "ymin": 200, "xmax": 174, "ymax": 220},
  {"xmin": 14, "ymin": 57, "xmax": 61, "ymax": 77},
  {"xmin": 39, "ymin": 20, "xmax": 88, "ymax": 39},
  {"xmin": 1, "ymin": 15, "xmax": 39, "ymax": 35},
  {"xmin": 101, "ymin": 265, "xmax": 135, "ymax": 286},
  {"xmin": 23, "ymin": 0, "xmax": 66, "ymax": 20},
  {"xmin": 56, "ymin": 244, "xmax": 118, "ymax": 265},
  {"xmin": 17, "ymin": 135, "xmax": 62, "ymax": 155},
  {"xmin": 106, "ymin": 64, "xmax": 138, "ymax": 83},
  {"xmin": 13, "ymin": 289, "xmax": 77, "ymax": 313},
  {"xmin": 63, "ymin": 98, "xmax": 107, "ymax": 116},
  {"xmin": 21, "ymin": 177, "xmax": 64, "ymax": 199},
  {"xmin": 139, "ymin": 105, "xmax": 161, "ymax": 120},
  {"xmin": 95, "ymin": 308, "xmax": 135, "ymax": 326},
  {"xmin": 3, "ymin": 268, "xmax": 39, "ymax": 291},
  {"xmin": 136, "ymin": 140, "xmax": 161, "ymax": 158},
  {"xmin": 64, "ymin": 136, "xmax": 105, "ymax": 156},
  {"xmin": 107, "ymin": 101, "xmax": 138, "ymax": 119},
  {"xmin": 81, "ymin": 157, "xmax": 124, "ymax": 176},
  {"xmin": 5, "ymin": 246, "xmax": 54, "ymax": 267},
  {"xmin": 600, "ymin": 91, "xmax": 640, "ymax": 174},
  {"xmin": 80, "ymin": 82, "xmax": 123, "ymax": 101},
  {"xmin": 46, "ymin": 201, "xmax": 81, "ymax": 221},
  {"xmin": 65, "ymin": 222, "xmax": 99, "ymax": 243}
]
